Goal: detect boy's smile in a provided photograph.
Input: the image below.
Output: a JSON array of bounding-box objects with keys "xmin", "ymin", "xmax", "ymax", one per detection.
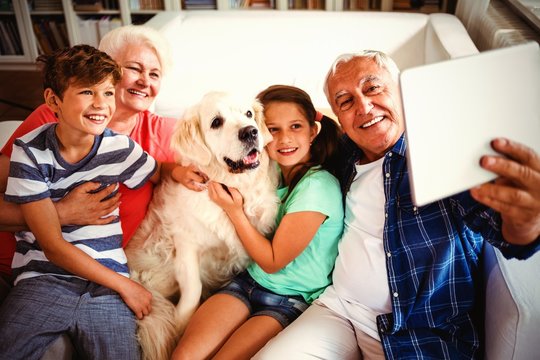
[
  {"xmin": 44, "ymin": 76, "xmax": 116, "ymax": 163},
  {"xmin": 48, "ymin": 77, "xmax": 116, "ymax": 140}
]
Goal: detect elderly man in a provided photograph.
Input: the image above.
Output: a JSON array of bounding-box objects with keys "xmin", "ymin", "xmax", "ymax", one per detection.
[{"xmin": 254, "ymin": 50, "xmax": 540, "ymax": 359}]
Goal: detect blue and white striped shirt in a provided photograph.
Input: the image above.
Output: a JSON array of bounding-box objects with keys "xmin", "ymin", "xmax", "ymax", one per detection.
[
  {"xmin": 337, "ymin": 134, "xmax": 539, "ymax": 359},
  {"xmin": 4, "ymin": 123, "xmax": 157, "ymax": 284}
]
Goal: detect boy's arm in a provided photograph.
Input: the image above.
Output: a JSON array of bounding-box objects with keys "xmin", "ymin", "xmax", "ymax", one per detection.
[
  {"xmin": 21, "ymin": 198, "xmax": 152, "ymax": 319},
  {"xmin": 151, "ymin": 161, "xmax": 162, "ymax": 184},
  {"xmin": 0, "ymin": 155, "xmax": 25, "ymax": 231}
]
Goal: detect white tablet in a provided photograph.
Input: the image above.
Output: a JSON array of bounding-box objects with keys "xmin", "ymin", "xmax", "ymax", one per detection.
[{"xmin": 400, "ymin": 41, "xmax": 540, "ymax": 206}]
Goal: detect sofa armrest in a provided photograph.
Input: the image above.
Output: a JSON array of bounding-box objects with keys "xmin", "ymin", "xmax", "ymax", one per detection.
[
  {"xmin": 425, "ymin": 13, "xmax": 479, "ymax": 64},
  {"xmin": 0, "ymin": 121, "xmax": 23, "ymax": 150},
  {"xmin": 484, "ymin": 242, "xmax": 540, "ymax": 359}
]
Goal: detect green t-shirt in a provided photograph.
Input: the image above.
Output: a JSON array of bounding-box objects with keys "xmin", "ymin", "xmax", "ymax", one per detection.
[{"xmin": 247, "ymin": 167, "xmax": 344, "ymax": 303}]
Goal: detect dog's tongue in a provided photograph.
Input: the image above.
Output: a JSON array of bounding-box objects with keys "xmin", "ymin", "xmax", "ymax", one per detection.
[{"xmin": 243, "ymin": 150, "xmax": 259, "ymax": 165}]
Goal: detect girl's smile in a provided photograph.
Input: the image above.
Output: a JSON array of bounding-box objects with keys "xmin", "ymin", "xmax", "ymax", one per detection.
[{"xmin": 264, "ymin": 102, "xmax": 317, "ymax": 184}]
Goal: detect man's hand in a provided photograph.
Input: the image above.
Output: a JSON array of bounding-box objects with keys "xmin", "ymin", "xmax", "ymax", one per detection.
[
  {"xmin": 471, "ymin": 138, "xmax": 540, "ymax": 245},
  {"xmin": 55, "ymin": 182, "xmax": 120, "ymax": 226}
]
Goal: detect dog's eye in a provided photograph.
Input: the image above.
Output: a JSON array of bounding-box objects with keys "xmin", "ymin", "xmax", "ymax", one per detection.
[
  {"xmin": 211, "ymin": 116, "xmax": 224, "ymax": 129},
  {"xmin": 246, "ymin": 110, "xmax": 252, "ymax": 118}
]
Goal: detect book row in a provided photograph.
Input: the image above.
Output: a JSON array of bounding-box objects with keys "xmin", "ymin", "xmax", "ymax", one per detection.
[{"xmin": 0, "ymin": 18, "xmax": 23, "ymax": 56}]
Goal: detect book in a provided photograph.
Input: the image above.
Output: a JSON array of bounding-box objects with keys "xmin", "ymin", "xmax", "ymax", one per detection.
[
  {"xmin": 77, "ymin": 17, "xmax": 100, "ymax": 47},
  {"xmin": 49, "ymin": 21, "xmax": 67, "ymax": 49},
  {"xmin": 32, "ymin": 22, "xmax": 53, "ymax": 54},
  {"xmin": 0, "ymin": 0, "xmax": 12, "ymax": 11},
  {"xmin": 74, "ymin": 1, "xmax": 104, "ymax": 11},
  {"xmin": 0, "ymin": 21, "xmax": 16, "ymax": 55}
]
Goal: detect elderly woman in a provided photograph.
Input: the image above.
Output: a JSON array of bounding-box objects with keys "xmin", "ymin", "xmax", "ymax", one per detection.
[{"xmin": 0, "ymin": 25, "xmax": 180, "ymax": 299}]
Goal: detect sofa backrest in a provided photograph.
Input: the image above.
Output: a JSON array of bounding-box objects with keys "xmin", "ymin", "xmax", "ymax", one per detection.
[
  {"xmin": 146, "ymin": 10, "xmax": 477, "ymax": 118},
  {"xmin": 0, "ymin": 121, "xmax": 22, "ymax": 150}
]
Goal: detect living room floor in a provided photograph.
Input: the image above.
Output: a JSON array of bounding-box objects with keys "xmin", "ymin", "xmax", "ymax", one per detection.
[{"xmin": 0, "ymin": 2, "xmax": 444, "ymax": 123}]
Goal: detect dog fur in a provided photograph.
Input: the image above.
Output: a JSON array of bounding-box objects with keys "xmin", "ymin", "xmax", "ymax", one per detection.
[{"xmin": 125, "ymin": 92, "xmax": 279, "ymax": 360}]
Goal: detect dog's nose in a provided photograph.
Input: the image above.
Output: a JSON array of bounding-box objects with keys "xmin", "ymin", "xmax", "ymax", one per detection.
[{"xmin": 239, "ymin": 126, "xmax": 258, "ymax": 143}]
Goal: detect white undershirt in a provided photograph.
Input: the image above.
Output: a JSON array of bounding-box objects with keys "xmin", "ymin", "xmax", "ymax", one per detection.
[{"xmin": 317, "ymin": 157, "xmax": 390, "ymax": 340}]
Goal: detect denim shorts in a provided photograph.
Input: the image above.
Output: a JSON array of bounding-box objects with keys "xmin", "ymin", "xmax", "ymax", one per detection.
[{"xmin": 215, "ymin": 271, "xmax": 309, "ymax": 328}]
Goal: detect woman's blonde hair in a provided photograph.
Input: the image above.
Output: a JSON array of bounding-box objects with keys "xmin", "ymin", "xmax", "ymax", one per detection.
[{"xmin": 99, "ymin": 25, "xmax": 172, "ymax": 76}]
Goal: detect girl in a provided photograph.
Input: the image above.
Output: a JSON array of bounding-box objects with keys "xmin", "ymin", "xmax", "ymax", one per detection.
[{"xmin": 171, "ymin": 85, "xmax": 344, "ymax": 360}]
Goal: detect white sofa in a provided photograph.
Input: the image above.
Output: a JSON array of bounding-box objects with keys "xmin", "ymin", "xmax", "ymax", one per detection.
[{"xmin": 145, "ymin": 10, "xmax": 478, "ymax": 119}]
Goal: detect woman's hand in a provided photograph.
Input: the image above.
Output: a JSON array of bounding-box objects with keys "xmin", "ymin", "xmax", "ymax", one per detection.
[
  {"xmin": 471, "ymin": 138, "xmax": 540, "ymax": 245},
  {"xmin": 55, "ymin": 182, "xmax": 120, "ymax": 226},
  {"xmin": 207, "ymin": 181, "xmax": 244, "ymax": 216},
  {"xmin": 172, "ymin": 164, "xmax": 209, "ymax": 191}
]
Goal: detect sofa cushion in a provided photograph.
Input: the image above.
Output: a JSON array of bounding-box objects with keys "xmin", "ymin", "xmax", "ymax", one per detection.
[
  {"xmin": 0, "ymin": 121, "xmax": 23, "ymax": 149},
  {"xmin": 484, "ymin": 243, "xmax": 540, "ymax": 360}
]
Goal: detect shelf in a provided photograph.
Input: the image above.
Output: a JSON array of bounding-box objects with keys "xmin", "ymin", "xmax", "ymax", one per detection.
[
  {"xmin": 74, "ymin": 10, "xmax": 122, "ymax": 15},
  {"xmin": 1, "ymin": 0, "xmax": 359, "ymax": 69}
]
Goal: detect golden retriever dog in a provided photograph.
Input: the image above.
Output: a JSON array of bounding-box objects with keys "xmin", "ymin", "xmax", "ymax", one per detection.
[{"xmin": 125, "ymin": 91, "xmax": 279, "ymax": 360}]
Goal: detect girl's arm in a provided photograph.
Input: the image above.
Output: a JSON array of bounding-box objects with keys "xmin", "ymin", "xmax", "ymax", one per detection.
[
  {"xmin": 208, "ymin": 182, "xmax": 326, "ymax": 273},
  {"xmin": 0, "ymin": 155, "xmax": 25, "ymax": 231},
  {"xmin": 20, "ymin": 198, "xmax": 152, "ymax": 319}
]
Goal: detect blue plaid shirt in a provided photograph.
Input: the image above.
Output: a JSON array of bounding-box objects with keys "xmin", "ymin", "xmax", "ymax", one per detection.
[{"xmin": 337, "ymin": 134, "xmax": 539, "ymax": 359}]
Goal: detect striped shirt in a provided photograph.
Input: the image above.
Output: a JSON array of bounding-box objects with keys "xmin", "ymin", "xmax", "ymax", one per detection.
[
  {"xmin": 4, "ymin": 124, "xmax": 157, "ymax": 284},
  {"xmin": 337, "ymin": 134, "xmax": 539, "ymax": 359}
]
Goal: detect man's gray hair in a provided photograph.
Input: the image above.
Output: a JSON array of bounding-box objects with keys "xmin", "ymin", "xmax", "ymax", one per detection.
[
  {"xmin": 99, "ymin": 25, "xmax": 173, "ymax": 76},
  {"xmin": 323, "ymin": 50, "xmax": 400, "ymax": 104}
]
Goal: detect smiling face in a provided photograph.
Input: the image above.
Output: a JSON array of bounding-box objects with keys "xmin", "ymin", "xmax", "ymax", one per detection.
[
  {"xmin": 327, "ymin": 57, "xmax": 404, "ymax": 163},
  {"xmin": 200, "ymin": 93, "xmax": 266, "ymax": 174},
  {"xmin": 113, "ymin": 44, "xmax": 162, "ymax": 118},
  {"xmin": 264, "ymin": 102, "xmax": 318, "ymax": 179},
  {"xmin": 47, "ymin": 77, "xmax": 116, "ymax": 141},
  {"xmin": 171, "ymin": 92, "xmax": 271, "ymax": 177}
]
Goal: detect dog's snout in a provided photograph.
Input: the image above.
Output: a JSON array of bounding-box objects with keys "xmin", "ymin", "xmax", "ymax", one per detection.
[{"xmin": 239, "ymin": 126, "xmax": 258, "ymax": 143}]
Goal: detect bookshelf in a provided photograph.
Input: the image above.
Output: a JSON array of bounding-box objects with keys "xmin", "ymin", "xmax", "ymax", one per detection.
[
  {"xmin": 0, "ymin": 0, "xmax": 406, "ymax": 69},
  {"xmin": 0, "ymin": 0, "xmax": 175, "ymax": 69},
  {"xmin": 65, "ymin": 0, "xmax": 176, "ymax": 46},
  {"xmin": 0, "ymin": 1, "xmax": 37, "ymax": 66}
]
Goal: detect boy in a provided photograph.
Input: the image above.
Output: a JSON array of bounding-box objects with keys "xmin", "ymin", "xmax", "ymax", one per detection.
[{"xmin": 0, "ymin": 45, "xmax": 158, "ymax": 359}]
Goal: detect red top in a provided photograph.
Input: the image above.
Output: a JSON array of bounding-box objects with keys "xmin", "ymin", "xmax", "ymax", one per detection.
[{"xmin": 0, "ymin": 104, "xmax": 177, "ymax": 278}]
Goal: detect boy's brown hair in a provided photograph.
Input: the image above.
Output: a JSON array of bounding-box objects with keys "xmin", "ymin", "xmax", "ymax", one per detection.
[{"xmin": 36, "ymin": 44, "xmax": 122, "ymax": 100}]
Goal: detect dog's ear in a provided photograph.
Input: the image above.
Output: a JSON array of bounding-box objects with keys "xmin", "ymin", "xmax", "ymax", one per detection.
[
  {"xmin": 171, "ymin": 107, "xmax": 213, "ymax": 167},
  {"xmin": 253, "ymin": 100, "xmax": 272, "ymax": 146}
]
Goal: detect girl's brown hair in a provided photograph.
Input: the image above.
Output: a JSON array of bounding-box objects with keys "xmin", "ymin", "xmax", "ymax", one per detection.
[{"xmin": 257, "ymin": 85, "xmax": 342, "ymax": 200}]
